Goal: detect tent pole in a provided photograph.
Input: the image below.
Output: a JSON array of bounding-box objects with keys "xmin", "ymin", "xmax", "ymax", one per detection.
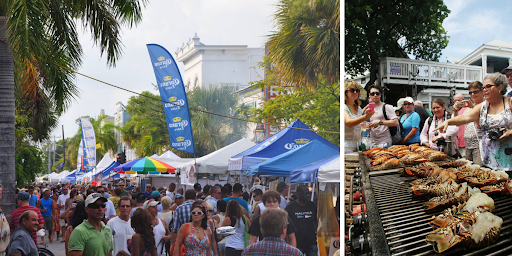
[
  {"xmin": 311, "ymin": 181, "xmax": 316, "ymax": 201},
  {"xmin": 286, "ymin": 177, "xmax": 291, "ymax": 203}
]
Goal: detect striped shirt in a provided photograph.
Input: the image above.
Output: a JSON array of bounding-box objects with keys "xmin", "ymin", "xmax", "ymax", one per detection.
[
  {"xmin": 171, "ymin": 200, "xmax": 193, "ymax": 233},
  {"xmin": 241, "ymin": 237, "xmax": 304, "ymax": 256}
]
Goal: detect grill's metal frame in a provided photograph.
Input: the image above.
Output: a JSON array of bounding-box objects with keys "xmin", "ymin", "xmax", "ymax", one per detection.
[{"xmin": 359, "ymin": 152, "xmax": 512, "ymax": 256}]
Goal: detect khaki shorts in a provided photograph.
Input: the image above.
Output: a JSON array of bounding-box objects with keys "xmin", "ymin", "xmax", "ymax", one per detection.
[{"xmin": 59, "ymin": 218, "xmax": 66, "ymax": 226}]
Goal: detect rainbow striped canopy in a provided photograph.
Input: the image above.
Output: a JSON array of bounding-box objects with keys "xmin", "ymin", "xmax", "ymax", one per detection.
[{"xmin": 114, "ymin": 157, "xmax": 176, "ymax": 174}]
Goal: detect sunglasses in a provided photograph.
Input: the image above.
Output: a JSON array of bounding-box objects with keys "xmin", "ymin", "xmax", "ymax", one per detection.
[
  {"xmin": 348, "ymin": 88, "xmax": 360, "ymax": 93},
  {"xmin": 469, "ymin": 90, "xmax": 481, "ymax": 95},
  {"xmin": 369, "ymin": 92, "xmax": 381, "ymax": 96},
  {"xmin": 120, "ymin": 205, "xmax": 131, "ymax": 208},
  {"xmin": 403, "ymin": 102, "xmax": 413, "ymax": 106},
  {"xmin": 207, "ymin": 209, "xmax": 213, "ymax": 213},
  {"xmin": 88, "ymin": 203, "xmax": 106, "ymax": 209},
  {"xmin": 146, "ymin": 186, "xmax": 151, "ymax": 188},
  {"xmin": 97, "ymin": 191, "xmax": 104, "ymax": 193},
  {"xmin": 191, "ymin": 211, "xmax": 204, "ymax": 216},
  {"xmin": 483, "ymin": 84, "xmax": 498, "ymax": 90},
  {"xmin": 506, "ymin": 74, "xmax": 512, "ymax": 78}
]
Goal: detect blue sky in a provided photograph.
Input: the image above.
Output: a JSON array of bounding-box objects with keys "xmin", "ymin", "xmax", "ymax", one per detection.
[
  {"xmin": 440, "ymin": 0, "xmax": 509, "ymax": 60},
  {"xmin": 53, "ymin": 0, "xmax": 277, "ymax": 139}
]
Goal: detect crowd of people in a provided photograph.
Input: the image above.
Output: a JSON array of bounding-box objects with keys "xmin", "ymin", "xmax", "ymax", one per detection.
[
  {"xmin": 345, "ymin": 69, "xmax": 512, "ymax": 171},
  {"xmin": 4, "ymin": 180, "xmax": 326, "ymax": 256}
]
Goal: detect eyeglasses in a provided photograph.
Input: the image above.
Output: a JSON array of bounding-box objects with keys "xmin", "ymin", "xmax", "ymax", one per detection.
[
  {"xmin": 191, "ymin": 211, "xmax": 204, "ymax": 216},
  {"xmin": 403, "ymin": 102, "xmax": 413, "ymax": 106},
  {"xmin": 348, "ymin": 88, "xmax": 360, "ymax": 93},
  {"xmin": 120, "ymin": 205, "xmax": 131, "ymax": 208},
  {"xmin": 118, "ymin": 185, "xmax": 124, "ymax": 187},
  {"xmin": 469, "ymin": 90, "xmax": 481, "ymax": 95},
  {"xmin": 483, "ymin": 84, "xmax": 498, "ymax": 90},
  {"xmin": 369, "ymin": 92, "xmax": 381, "ymax": 96},
  {"xmin": 207, "ymin": 209, "xmax": 213, "ymax": 213},
  {"xmin": 88, "ymin": 203, "xmax": 106, "ymax": 209}
]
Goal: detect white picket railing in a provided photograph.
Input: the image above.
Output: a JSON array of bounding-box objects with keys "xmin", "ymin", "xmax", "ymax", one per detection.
[{"xmin": 379, "ymin": 57, "xmax": 483, "ymax": 88}]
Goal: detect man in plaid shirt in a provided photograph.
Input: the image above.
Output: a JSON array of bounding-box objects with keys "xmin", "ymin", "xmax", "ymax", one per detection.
[
  {"xmin": 170, "ymin": 189, "xmax": 196, "ymax": 243},
  {"xmin": 242, "ymin": 208, "xmax": 304, "ymax": 256}
]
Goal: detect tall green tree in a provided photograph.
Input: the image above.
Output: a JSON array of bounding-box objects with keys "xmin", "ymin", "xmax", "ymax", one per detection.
[
  {"xmin": 123, "ymin": 86, "xmax": 249, "ymax": 158},
  {"xmin": 345, "ymin": 0, "xmax": 450, "ymax": 87},
  {"xmin": 0, "ymin": 0, "xmax": 147, "ymax": 215},
  {"xmin": 67, "ymin": 115, "xmax": 120, "ymax": 169},
  {"xmin": 267, "ymin": 0, "xmax": 340, "ymax": 89},
  {"xmin": 250, "ymin": 60, "xmax": 340, "ymax": 145}
]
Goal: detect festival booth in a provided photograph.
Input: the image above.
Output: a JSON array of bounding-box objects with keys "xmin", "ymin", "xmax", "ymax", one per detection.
[
  {"xmin": 245, "ymin": 140, "xmax": 340, "ymax": 177},
  {"xmin": 228, "ymin": 119, "xmax": 339, "ymax": 175},
  {"xmin": 50, "ymin": 170, "xmax": 70, "ymax": 183},
  {"xmin": 158, "ymin": 150, "xmax": 181, "ymax": 159},
  {"xmin": 178, "ymin": 138, "xmax": 256, "ymax": 187},
  {"xmin": 46, "ymin": 172, "xmax": 59, "ymax": 183},
  {"xmin": 62, "ymin": 169, "xmax": 79, "ymax": 183},
  {"xmin": 91, "ymin": 154, "xmax": 120, "ymax": 184},
  {"xmin": 290, "ymin": 155, "xmax": 340, "ymax": 184}
]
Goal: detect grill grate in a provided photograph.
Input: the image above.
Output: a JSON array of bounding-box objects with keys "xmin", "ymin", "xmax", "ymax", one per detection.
[{"xmin": 369, "ymin": 172, "xmax": 512, "ymax": 256}]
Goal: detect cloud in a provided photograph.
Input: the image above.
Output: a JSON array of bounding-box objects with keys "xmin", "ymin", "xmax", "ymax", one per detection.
[{"xmin": 53, "ymin": 0, "xmax": 277, "ymax": 138}]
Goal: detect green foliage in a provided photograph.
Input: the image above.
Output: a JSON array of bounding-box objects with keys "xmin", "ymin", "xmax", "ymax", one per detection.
[
  {"xmin": 267, "ymin": 0, "xmax": 340, "ymax": 88},
  {"xmin": 345, "ymin": 0, "xmax": 450, "ymax": 86},
  {"xmin": 15, "ymin": 113, "xmax": 45, "ymax": 187},
  {"xmin": 4, "ymin": 0, "xmax": 147, "ymax": 141},
  {"xmin": 123, "ymin": 86, "xmax": 249, "ymax": 158},
  {"xmin": 66, "ymin": 114, "xmax": 120, "ymax": 168},
  {"xmin": 249, "ymin": 62, "xmax": 340, "ymax": 146}
]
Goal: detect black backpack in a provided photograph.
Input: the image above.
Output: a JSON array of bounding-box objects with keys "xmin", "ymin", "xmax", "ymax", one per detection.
[{"xmin": 382, "ymin": 104, "xmax": 403, "ymax": 144}]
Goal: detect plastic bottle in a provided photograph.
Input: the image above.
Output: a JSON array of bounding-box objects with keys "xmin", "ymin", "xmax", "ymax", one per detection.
[{"xmin": 317, "ymin": 185, "xmax": 341, "ymax": 256}]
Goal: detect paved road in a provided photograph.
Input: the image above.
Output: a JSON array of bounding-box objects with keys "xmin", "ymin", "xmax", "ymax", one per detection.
[{"xmin": 38, "ymin": 232, "xmax": 66, "ymax": 256}]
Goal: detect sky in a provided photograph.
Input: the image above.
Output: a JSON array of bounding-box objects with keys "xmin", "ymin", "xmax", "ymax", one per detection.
[
  {"xmin": 52, "ymin": 0, "xmax": 277, "ymax": 139},
  {"xmin": 440, "ymin": 0, "xmax": 510, "ymax": 60}
]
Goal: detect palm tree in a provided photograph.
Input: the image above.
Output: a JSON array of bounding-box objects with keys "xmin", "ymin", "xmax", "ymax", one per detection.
[
  {"xmin": 67, "ymin": 115, "xmax": 120, "ymax": 169},
  {"xmin": 0, "ymin": 0, "xmax": 147, "ymax": 216},
  {"xmin": 266, "ymin": 0, "xmax": 340, "ymax": 88}
]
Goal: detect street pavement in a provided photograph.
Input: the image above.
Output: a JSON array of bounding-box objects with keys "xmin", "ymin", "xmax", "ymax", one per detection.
[{"xmin": 38, "ymin": 232, "xmax": 66, "ymax": 256}]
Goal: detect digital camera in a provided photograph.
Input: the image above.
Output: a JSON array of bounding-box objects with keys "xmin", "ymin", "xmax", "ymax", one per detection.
[{"xmin": 488, "ymin": 128, "xmax": 504, "ymax": 140}]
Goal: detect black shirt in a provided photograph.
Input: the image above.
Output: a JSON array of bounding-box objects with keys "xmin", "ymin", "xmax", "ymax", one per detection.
[
  {"xmin": 248, "ymin": 215, "xmax": 297, "ymax": 241},
  {"xmin": 285, "ymin": 200, "xmax": 317, "ymax": 251}
]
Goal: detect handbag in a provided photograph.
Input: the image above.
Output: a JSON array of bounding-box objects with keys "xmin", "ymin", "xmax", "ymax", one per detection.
[
  {"xmin": 243, "ymin": 216, "xmax": 250, "ymax": 248},
  {"xmin": 170, "ymin": 223, "xmax": 188, "ymax": 256}
]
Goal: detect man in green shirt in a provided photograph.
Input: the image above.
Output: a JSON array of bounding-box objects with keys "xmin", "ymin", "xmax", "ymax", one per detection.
[{"xmin": 68, "ymin": 193, "xmax": 114, "ymax": 256}]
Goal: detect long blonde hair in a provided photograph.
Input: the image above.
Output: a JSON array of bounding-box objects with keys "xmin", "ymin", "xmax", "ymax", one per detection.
[{"xmin": 345, "ymin": 80, "xmax": 361, "ymax": 107}]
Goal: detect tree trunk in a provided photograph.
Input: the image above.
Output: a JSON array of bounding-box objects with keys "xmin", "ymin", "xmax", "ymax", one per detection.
[{"xmin": 0, "ymin": 16, "xmax": 16, "ymax": 220}]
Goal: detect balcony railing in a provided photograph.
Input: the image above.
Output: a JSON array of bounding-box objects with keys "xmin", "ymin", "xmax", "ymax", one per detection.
[{"xmin": 379, "ymin": 57, "xmax": 483, "ymax": 88}]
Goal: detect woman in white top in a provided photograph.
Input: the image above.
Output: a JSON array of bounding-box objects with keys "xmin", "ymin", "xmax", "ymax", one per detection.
[
  {"xmin": 344, "ymin": 80, "xmax": 374, "ymax": 153},
  {"xmin": 144, "ymin": 200, "xmax": 171, "ymax": 256},
  {"xmin": 220, "ymin": 200, "xmax": 251, "ymax": 256},
  {"xmin": 156, "ymin": 196, "xmax": 173, "ymax": 227}
]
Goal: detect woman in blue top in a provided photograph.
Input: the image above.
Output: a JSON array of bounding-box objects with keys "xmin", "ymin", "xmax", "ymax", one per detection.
[
  {"xmin": 37, "ymin": 189, "xmax": 56, "ymax": 243},
  {"xmin": 399, "ymin": 97, "xmax": 421, "ymax": 145}
]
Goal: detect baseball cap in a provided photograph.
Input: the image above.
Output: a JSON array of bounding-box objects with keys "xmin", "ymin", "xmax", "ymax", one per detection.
[
  {"xmin": 17, "ymin": 192, "xmax": 30, "ymax": 201},
  {"xmin": 126, "ymin": 186, "xmax": 133, "ymax": 191},
  {"xmin": 85, "ymin": 193, "xmax": 107, "ymax": 207},
  {"xmin": 149, "ymin": 191, "xmax": 161, "ymax": 199},
  {"xmin": 403, "ymin": 97, "xmax": 414, "ymax": 104},
  {"xmin": 502, "ymin": 65, "xmax": 512, "ymax": 74},
  {"xmin": 277, "ymin": 181, "xmax": 289, "ymax": 189},
  {"xmin": 396, "ymin": 98, "xmax": 405, "ymax": 110},
  {"xmin": 175, "ymin": 194, "xmax": 183, "ymax": 199},
  {"xmin": 143, "ymin": 199, "xmax": 160, "ymax": 209},
  {"xmin": 194, "ymin": 183, "xmax": 202, "ymax": 191}
]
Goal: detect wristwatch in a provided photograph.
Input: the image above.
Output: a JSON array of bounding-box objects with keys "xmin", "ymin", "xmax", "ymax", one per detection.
[{"xmin": 379, "ymin": 120, "xmax": 383, "ymax": 125}]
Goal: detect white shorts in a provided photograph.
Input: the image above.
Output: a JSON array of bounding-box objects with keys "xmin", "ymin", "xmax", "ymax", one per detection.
[{"xmin": 59, "ymin": 218, "xmax": 66, "ymax": 226}]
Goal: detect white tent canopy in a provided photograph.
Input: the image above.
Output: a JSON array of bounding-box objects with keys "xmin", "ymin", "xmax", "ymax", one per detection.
[
  {"xmin": 179, "ymin": 138, "xmax": 256, "ymax": 174},
  {"xmin": 93, "ymin": 154, "xmax": 115, "ymax": 175},
  {"xmin": 159, "ymin": 151, "xmax": 181, "ymax": 159},
  {"xmin": 318, "ymin": 156, "xmax": 340, "ymax": 183},
  {"xmin": 50, "ymin": 170, "xmax": 70, "ymax": 183},
  {"xmin": 150, "ymin": 153, "xmax": 159, "ymax": 158}
]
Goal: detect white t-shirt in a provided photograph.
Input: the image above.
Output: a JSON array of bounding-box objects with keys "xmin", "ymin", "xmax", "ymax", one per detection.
[
  {"xmin": 106, "ymin": 216, "xmax": 135, "ymax": 256},
  {"xmin": 166, "ymin": 191, "xmax": 174, "ymax": 201},
  {"xmin": 105, "ymin": 199, "xmax": 117, "ymax": 218},
  {"xmin": 57, "ymin": 194, "xmax": 70, "ymax": 209},
  {"xmin": 279, "ymin": 195, "xmax": 287, "ymax": 209},
  {"xmin": 369, "ymin": 103, "xmax": 397, "ymax": 145}
]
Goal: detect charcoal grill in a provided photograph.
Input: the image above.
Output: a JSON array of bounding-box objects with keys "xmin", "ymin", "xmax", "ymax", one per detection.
[{"xmin": 359, "ymin": 153, "xmax": 512, "ymax": 256}]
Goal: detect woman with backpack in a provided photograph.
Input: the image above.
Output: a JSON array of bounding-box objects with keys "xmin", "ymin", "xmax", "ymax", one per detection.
[{"xmin": 220, "ymin": 200, "xmax": 251, "ymax": 256}]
